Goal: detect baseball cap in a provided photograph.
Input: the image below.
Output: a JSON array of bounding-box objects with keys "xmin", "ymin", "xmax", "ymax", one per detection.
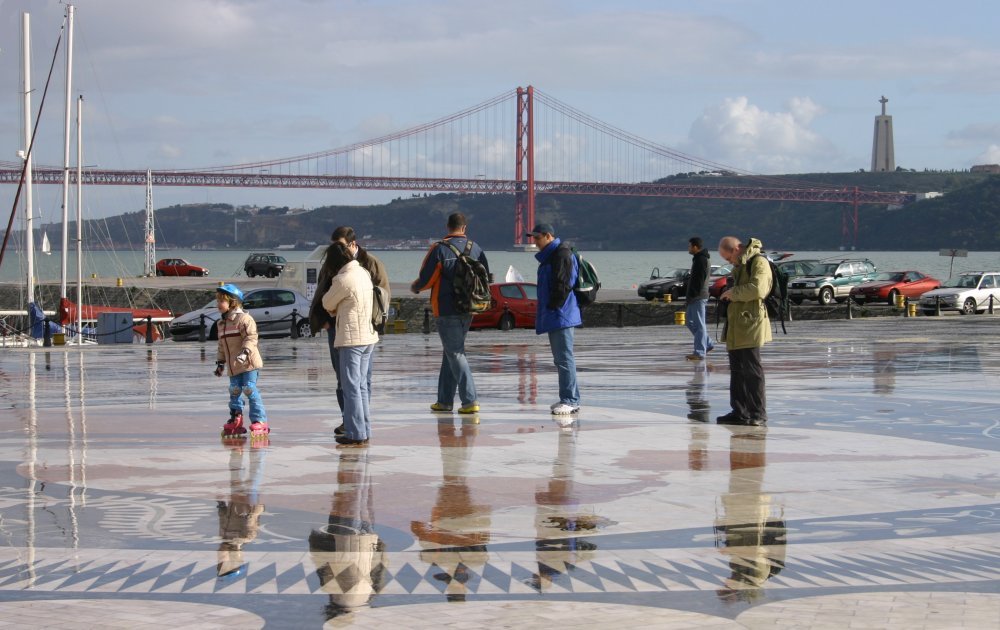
[{"xmin": 526, "ymin": 223, "xmax": 555, "ymax": 238}]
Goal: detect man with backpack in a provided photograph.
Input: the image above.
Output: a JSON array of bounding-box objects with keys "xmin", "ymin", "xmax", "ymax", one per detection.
[
  {"xmin": 716, "ymin": 236, "xmax": 772, "ymax": 426},
  {"xmin": 528, "ymin": 223, "xmax": 582, "ymax": 416},
  {"xmin": 411, "ymin": 212, "xmax": 490, "ymax": 414},
  {"xmin": 684, "ymin": 236, "xmax": 716, "ymax": 361}
]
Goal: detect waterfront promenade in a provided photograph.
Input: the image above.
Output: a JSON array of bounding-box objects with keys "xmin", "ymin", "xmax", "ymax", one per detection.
[{"xmin": 0, "ymin": 317, "xmax": 998, "ymax": 628}]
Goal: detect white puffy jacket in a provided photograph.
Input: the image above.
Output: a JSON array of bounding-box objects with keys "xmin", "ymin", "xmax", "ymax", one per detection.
[{"xmin": 321, "ymin": 260, "xmax": 379, "ymax": 348}]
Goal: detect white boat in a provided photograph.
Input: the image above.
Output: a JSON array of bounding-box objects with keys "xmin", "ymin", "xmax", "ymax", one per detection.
[{"xmin": 41, "ymin": 232, "xmax": 51, "ymax": 255}]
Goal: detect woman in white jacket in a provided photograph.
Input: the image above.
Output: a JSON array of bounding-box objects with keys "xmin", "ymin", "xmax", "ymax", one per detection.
[{"xmin": 321, "ymin": 242, "xmax": 379, "ymax": 446}]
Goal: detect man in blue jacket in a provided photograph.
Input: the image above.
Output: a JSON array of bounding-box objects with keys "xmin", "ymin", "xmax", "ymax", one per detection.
[{"xmin": 529, "ymin": 223, "xmax": 582, "ymax": 415}]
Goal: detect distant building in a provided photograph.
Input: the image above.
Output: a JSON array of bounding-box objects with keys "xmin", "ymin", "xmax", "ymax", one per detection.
[
  {"xmin": 871, "ymin": 96, "xmax": 896, "ymax": 172},
  {"xmin": 971, "ymin": 164, "xmax": 1000, "ymax": 174}
]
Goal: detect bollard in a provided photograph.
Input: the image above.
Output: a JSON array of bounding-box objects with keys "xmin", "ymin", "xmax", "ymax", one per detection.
[
  {"xmin": 617, "ymin": 303, "xmax": 624, "ymax": 328},
  {"xmin": 663, "ymin": 294, "xmax": 672, "ymax": 303},
  {"xmin": 43, "ymin": 318, "xmax": 52, "ymax": 347},
  {"xmin": 674, "ymin": 310, "xmax": 686, "ymax": 326},
  {"xmin": 145, "ymin": 316, "xmax": 154, "ymax": 343},
  {"xmin": 198, "ymin": 313, "xmax": 207, "ymax": 343},
  {"xmin": 846, "ymin": 296, "xmax": 853, "ymax": 320},
  {"xmin": 116, "ymin": 277, "xmax": 123, "ymax": 287},
  {"xmin": 990, "ymin": 294, "xmax": 995, "ymax": 315},
  {"xmin": 290, "ymin": 309, "xmax": 299, "ymax": 339},
  {"xmin": 422, "ymin": 308, "xmax": 431, "ymax": 334},
  {"xmin": 934, "ymin": 296, "xmax": 941, "ymax": 317},
  {"xmin": 894, "ymin": 292, "xmax": 905, "ymax": 309},
  {"xmin": 907, "ymin": 303, "xmax": 917, "ymax": 317},
  {"xmin": 902, "ymin": 297, "xmax": 909, "ymax": 318}
]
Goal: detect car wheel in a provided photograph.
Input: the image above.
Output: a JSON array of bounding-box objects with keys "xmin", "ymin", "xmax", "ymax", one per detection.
[
  {"xmin": 498, "ymin": 313, "xmax": 515, "ymax": 331},
  {"xmin": 960, "ymin": 297, "xmax": 977, "ymax": 315},
  {"xmin": 886, "ymin": 290, "xmax": 899, "ymax": 306},
  {"xmin": 155, "ymin": 270, "xmax": 164, "ymax": 277},
  {"xmin": 188, "ymin": 271, "xmax": 199, "ymax": 277},
  {"xmin": 267, "ymin": 269, "xmax": 277, "ymax": 279},
  {"xmin": 818, "ymin": 287, "xmax": 835, "ymax": 305},
  {"xmin": 670, "ymin": 287, "xmax": 682, "ymax": 301},
  {"xmin": 643, "ymin": 295, "xmax": 654, "ymax": 301},
  {"xmin": 296, "ymin": 320, "xmax": 311, "ymax": 338},
  {"xmin": 246, "ymin": 269, "xmax": 256, "ymax": 278},
  {"xmin": 922, "ymin": 310, "xmax": 936, "ymax": 317},
  {"xmin": 851, "ymin": 295, "xmax": 865, "ymax": 305}
]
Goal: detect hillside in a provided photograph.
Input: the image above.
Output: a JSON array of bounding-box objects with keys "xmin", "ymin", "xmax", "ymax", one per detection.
[{"xmin": 41, "ymin": 171, "xmax": 999, "ymax": 251}]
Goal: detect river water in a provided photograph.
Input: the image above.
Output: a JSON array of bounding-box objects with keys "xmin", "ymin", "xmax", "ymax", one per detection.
[{"xmin": 2, "ymin": 247, "xmax": 999, "ymax": 289}]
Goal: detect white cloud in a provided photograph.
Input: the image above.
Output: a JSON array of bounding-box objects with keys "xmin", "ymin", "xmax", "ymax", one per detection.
[
  {"xmin": 947, "ymin": 123, "xmax": 1000, "ymax": 147},
  {"xmin": 681, "ymin": 96, "xmax": 835, "ymax": 174},
  {"xmin": 973, "ymin": 144, "xmax": 1000, "ymax": 165}
]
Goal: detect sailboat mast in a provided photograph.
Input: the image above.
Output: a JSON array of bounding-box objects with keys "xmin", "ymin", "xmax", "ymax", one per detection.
[
  {"xmin": 144, "ymin": 170, "xmax": 154, "ymax": 276},
  {"xmin": 22, "ymin": 12, "xmax": 36, "ymax": 307},
  {"xmin": 76, "ymin": 95, "xmax": 83, "ymax": 343},
  {"xmin": 59, "ymin": 3, "xmax": 74, "ymax": 300}
]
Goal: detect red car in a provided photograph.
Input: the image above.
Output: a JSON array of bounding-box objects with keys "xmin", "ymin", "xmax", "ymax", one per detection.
[
  {"xmin": 471, "ymin": 282, "xmax": 537, "ymax": 330},
  {"xmin": 155, "ymin": 258, "xmax": 210, "ymax": 277},
  {"xmin": 849, "ymin": 270, "xmax": 940, "ymax": 305}
]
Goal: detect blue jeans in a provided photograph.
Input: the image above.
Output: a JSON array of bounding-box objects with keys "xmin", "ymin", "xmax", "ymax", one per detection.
[
  {"xmin": 328, "ymin": 328, "xmax": 374, "ymax": 414},
  {"xmin": 436, "ymin": 314, "xmax": 477, "ymax": 406},
  {"xmin": 339, "ymin": 344, "xmax": 374, "ymax": 440},
  {"xmin": 548, "ymin": 327, "xmax": 580, "ymax": 406},
  {"xmin": 686, "ymin": 298, "xmax": 714, "ymax": 357},
  {"xmin": 228, "ymin": 370, "xmax": 267, "ymax": 423}
]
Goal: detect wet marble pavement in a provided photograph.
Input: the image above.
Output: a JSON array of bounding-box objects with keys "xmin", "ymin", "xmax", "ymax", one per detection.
[{"xmin": 1, "ymin": 317, "xmax": 998, "ymax": 629}]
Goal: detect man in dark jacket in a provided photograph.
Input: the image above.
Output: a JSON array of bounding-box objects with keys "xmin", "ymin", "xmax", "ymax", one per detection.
[
  {"xmin": 530, "ymin": 223, "xmax": 582, "ymax": 416},
  {"xmin": 411, "ymin": 212, "xmax": 490, "ymax": 414},
  {"xmin": 685, "ymin": 236, "xmax": 716, "ymax": 360}
]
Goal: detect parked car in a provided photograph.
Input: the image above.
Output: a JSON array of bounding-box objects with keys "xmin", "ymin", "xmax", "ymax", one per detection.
[
  {"xmin": 788, "ymin": 258, "xmax": 877, "ymax": 305},
  {"xmin": 471, "ymin": 282, "xmax": 537, "ymax": 330},
  {"xmin": 638, "ymin": 266, "xmax": 721, "ymax": 301},
  {"xmin": 849, "ymin": 270, "xmax": 940, "ymax": 305},
  {"xmin": 708, "ymin": 258, "xmax": 817, "ymax": 299},
  {"xmin": 168, "ymin": 288, "xmax": 312, "ymax": 340},
  {"xmin": 155, "ymin": 258, "xmax": 209, "ymax": 277},
  {"xmin": 244, "ymin": 253, "xmax": 287, "ymax": 278},
  {"xmin": 708, "ymin": 264, "xmax": 734, "ymax": 299},
  {"xmin": 918, "ymin": 271, "xmax": 1000, "ymax": 315}
]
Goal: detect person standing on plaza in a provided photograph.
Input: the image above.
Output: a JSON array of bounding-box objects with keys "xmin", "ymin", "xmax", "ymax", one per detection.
[
  {"xmin": 215, "ymin": 283, "xmax": 270, "ymax": 439},
  {"xmin": 309, "ymin": 226, "xmax": 389, "ymax": 436},
  {"xmin": 411, "ymin": 212, "xmax": 489, "ymax": 414},
  {"xmin": 685, "ymin": 236, "xmax": 716, "ymax": 361},
  {"xmin": 529, "ymin": 223, "xmax": 582, "ymax": 415},
  {"xmin": 716, "ymin": 236, "xmax": 772, "ymax": 426},
  {"xmin": 322, "ymin": 241, "xmax": 379, "ymax": 446}
]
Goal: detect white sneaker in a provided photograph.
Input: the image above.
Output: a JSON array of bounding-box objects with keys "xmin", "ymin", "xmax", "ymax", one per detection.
[
  {"xmin": 551, "ymin": 403, "xmax": 580, "ymax": 415},
  {"xmin": 550, "ymin": 402, "xmax": 562, "ymax": 410}
]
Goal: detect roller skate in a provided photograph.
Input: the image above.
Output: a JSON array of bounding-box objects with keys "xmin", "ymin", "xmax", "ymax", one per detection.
[
  {"xmin": 221, "ymin": 411, "xmax": 247, "ymax": 440},
  {"xmin": 248, "ymin": 421, "xmax": 270, "ymax": 447}
]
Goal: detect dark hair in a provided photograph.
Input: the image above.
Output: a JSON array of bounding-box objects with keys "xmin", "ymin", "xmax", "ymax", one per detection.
[
  {"xmin": 447, "ymin": 212, "xmax": 467, "ymax": 231},
  {"xmin": 689, "ymin": 237, "xmax": 703, "ymax": 249},
  {"xmin": 331, "ymin": 226, "xmax": 356, "ymax": 243},
  {"xmin": 321, "ymin": 241, "xmax": 353, "ymax": 278}
]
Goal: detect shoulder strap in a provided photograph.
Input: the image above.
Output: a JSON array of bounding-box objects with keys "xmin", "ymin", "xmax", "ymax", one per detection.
[
  {"xmin": 462, "ymin": 239, "xmax": 474, "ymax": 257},
  {"xmin": 438, "ymin": 239, "xmax": 462, "ymax": 257}
]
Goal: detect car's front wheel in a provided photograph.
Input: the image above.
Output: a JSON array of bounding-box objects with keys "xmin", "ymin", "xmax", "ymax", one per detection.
[
  {"xmin": 818, "ymin": 287, "xmax": 835, "ymax": 305},
  {"xmin": 266, "ymin": 269, "xmax": 277, "ymax": 279},
  {"xmin": 156, "ymin": 270, "xmax": 164, "ymax": 277},
  {"xmin": 960, "ymin": 297, "xmax": 978, "ymax": 315},
  {"xmin": 498, "ymin": 313, "xmax": 515, "ymax": 331},
  {"xmin": 886, "ymin": 290, "xmax": 899, "ymax": 306},
  {"xmin": 246, "ymin": 269, "xmax": 256, "ymax": 278},
  {"xmin": 296, "ymin": 320, "xmax": 311, "ymax": 338}
]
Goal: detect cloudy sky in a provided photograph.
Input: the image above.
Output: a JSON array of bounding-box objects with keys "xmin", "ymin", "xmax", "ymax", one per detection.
[{"xmin": 1, "ymin": 0, "xmax": 998, "ymax": 218}]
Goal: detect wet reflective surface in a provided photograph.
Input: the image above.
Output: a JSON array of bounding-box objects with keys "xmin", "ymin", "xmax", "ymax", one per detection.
[{"xmin": 1, "ymin": 318, "xmax": 999, "ymax": 628}]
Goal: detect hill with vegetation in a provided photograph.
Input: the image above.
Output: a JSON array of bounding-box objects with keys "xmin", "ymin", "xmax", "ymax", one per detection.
[{"xmin": 49, "ymin": 171, "xmax": 999, "ymax": 251}]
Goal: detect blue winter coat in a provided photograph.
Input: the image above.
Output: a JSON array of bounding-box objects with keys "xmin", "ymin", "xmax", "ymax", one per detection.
[{"xmin": 535, "ymin": 238, "xmax": 583, "ymax": 333}]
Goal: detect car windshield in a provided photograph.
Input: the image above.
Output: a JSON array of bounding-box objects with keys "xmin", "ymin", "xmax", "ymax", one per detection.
[
  {"xmin": 810, "ymin": 263, "xmax": 839, "ymax": 276},
  {"xmin": 714, "ymin": 264, "xmax": 733, "ymax": 276},
  {"xmin": 942, "ymin": 274, "xmax": 981, "ymax": 289},
  {"xmin": 873, "ymin": 272, "xmax": 904, "ymax": 282}
]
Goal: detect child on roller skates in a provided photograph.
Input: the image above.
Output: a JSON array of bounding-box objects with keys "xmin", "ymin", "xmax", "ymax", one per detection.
[{"xmin": 214, "ymin": 284, "xmax": 270, "ymax": 441}]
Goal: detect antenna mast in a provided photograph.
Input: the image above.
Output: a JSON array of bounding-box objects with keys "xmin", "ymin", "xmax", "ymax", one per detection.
[{"xmin": 144, "ymin": 170, "xmax": 155, "ymax": 276}]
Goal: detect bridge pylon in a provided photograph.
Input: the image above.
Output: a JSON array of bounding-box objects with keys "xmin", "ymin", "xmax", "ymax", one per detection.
[{"xmin": 513, "ymin": 85, "xmax": 536, "ymax": 250}]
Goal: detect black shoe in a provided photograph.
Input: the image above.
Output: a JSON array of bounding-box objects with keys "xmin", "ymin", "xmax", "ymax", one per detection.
[
  {"xmin": 334, "ymin": 423, "xmax": 345, "ymax": 436},
  {"xmin": 745, "ymin": 416, "xmax": 767, "ymax": 426},
  {"xmin": 335, "ymin": 435, "xmax": 368, "ymax": 447},
  {"xmin": 715, "ymin": 412, "xmax": 750, "ymax": 426}
]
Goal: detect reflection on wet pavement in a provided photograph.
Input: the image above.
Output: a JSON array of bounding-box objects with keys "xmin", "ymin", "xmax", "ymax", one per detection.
[{"xmin": 1, "ymin": 318, "xmax": 999, "ymax": 628}]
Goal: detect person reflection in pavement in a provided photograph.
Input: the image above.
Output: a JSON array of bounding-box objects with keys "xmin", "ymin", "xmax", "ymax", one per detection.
[
  {"xmin": 686, "ymin": 363, "xmax": 711, "ymax": 423},
  {"xmin": 216, "ymin": 443, "xmax": 267, "ymax": 582},
  {"xmin": 410, "ymin": 416, "xmax": 490, "ymax": 602},
  {"xmin": 714, "ymin": 424, "xmax": 786, "ymax": 603},
  {"xmin": 309, "ymin": 450, "xmax": 387, "ymax": 618},
  {"xmin": 531, "ymin": 424, "xmax": 600, "ymax": 591}
]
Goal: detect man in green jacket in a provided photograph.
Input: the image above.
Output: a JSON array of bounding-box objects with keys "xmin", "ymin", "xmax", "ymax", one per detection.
[{"xmin": 717, "ymin": 236, "xmax": 772, "ymax": 426}]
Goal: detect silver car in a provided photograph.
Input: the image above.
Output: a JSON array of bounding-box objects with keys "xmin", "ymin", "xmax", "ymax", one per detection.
[
  {"xmin": 919, "ymin": 272, "xmax": 1000, "ymax": 315},
  {"xmin": 168, "ymin": 288, "xmax": 313, "ymax": 341}
]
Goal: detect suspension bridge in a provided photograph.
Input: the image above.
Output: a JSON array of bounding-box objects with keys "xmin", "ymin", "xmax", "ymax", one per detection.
[{"xmin": 2, "ymin": 86, "xmax": 912, "ymax": 246}]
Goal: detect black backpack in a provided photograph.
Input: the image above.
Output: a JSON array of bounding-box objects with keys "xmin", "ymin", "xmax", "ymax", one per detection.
[
  {"xmin": 371, "ymin": 284, "xmax": 389, "ymax": 334},
  {"xmin": 571, "ymin": 247, "xmax": 601, "ymax": 306},
  {"xmin": 439, "ymin": 239, "xmax": 491, "ymax": 313},
  {"xmin": 753, "ymin": 254, "xmax": 790, "ymax": 334}
]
